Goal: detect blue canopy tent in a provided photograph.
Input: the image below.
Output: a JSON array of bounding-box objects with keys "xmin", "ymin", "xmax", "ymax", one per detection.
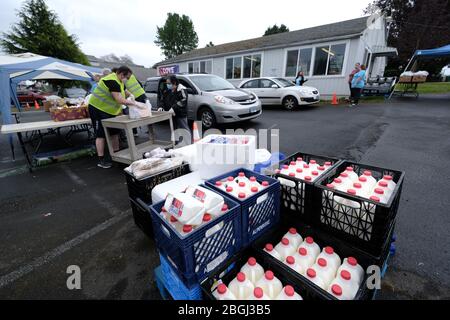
[
  {"xmin": 403, "ymin": 44, "xmax": 450, "ymax": 73},
  {"xmin": 0, "ymin": 53, "xmax": 101, "ymax": 163}
]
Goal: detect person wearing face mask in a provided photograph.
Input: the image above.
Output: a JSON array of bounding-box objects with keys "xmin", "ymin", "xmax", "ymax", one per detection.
[
  {"xmin": 164, "ymin": 75, "xmax": 190, "ymax": 145},
  {"xmin": 89, "ymin": 66, "xmax": 137, "ymax": 169}
]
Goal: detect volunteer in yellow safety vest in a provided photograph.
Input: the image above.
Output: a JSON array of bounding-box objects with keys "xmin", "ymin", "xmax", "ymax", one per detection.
[{"xmin": 88, "ymin": 66, "xmax": 137, "ymax": 169}]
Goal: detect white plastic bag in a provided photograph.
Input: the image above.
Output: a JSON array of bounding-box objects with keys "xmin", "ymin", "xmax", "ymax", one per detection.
[{"xmin": 129, "ymin": 100, "xmax": 152, "ymax": 119}]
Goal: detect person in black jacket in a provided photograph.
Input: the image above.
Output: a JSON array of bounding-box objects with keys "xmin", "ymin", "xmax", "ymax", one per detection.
[{"xmin": 165, "ymin": 75, "xmax": 191, "ymax": 144}]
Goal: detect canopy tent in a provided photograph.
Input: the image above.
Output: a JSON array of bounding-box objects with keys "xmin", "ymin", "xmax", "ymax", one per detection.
[
  {"xmin": 0, "ymin": 53, "xmax": 101, "ymax": 125},
  {"xmin": 404, "ymin": 44, "xmax": 450, "ymax": 72}
]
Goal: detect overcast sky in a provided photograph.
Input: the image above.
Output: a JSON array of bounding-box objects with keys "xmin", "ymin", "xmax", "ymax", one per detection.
[{"xmin": 0, "ymin": 0, "xmax": 371, "ymax": 67}]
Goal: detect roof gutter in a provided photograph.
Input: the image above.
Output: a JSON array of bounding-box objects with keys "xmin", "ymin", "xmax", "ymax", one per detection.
[{"xmin": 154, "ymin": 32, "xmax": 363, "ymax": 68}]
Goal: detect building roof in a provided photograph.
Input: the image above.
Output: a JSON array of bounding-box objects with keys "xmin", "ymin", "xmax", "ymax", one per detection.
[{"xmin": 154, "ymin": 16, "xmax": 370, "ymax": 68}]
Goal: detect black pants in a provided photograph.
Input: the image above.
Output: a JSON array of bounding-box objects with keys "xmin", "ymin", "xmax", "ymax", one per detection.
[
  {"xmin": 350, "ymin": 88, "xmax": 362, "ymax": 105},
  {"xmin": 173, "ymin": 116, "xmax": 191, "ymax": 145}
]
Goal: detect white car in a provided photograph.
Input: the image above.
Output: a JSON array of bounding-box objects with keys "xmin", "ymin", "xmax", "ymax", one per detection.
[{"xmin": 239, "ymin": 77, "xmax": 320, "ymax": 110}]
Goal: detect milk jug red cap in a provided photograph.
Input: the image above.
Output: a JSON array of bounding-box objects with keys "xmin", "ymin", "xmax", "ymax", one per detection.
[
  {"xmin": 353, "ymin": 183, "xmax": 362, "ymax": 189},
  {"xmin": 286, "ymin": 256, "xmax": 295, "ymax": 265},
  {"xmin": 183, "ymin": 225, "xmax": 193, "ymax": 233},
  {"xmin": 318, "ymin": 166, "xmax": 325, "ymax": 171},
  {"xmin": 331, "ymin": 284, "xmax": 343, "ymax": 296},
  {"xmin": 310, "ymin": 160, "xmax": 317, "ymax": 164},
  {"xmin": 250, "ymin": 176, "xmax": 257, "ymax": 182},
  {"xmin": 341, "ymin": 270, "xmax": 352, "ymax": 281},
  {"xmin": 318, "ymin": 258, "xmax": 327, "ymax": 267},
  {"xmin": 312, "ymin": 171, "xmax": 319, "ymax": 176},
  {"xmin": 283, "ymin": 165, "xmax": 289, "ymax": 170},
  {"xmin": 303, "ymin": 164, "xmax": 310, "ymax": 169},
  {"xmin": 307, "ymin": 268, "xmax": 316, "ymax": 278},
  {"xmin": 325, "ymin": 246, "xmax": 334, "ymax": 255},
  {"xmin": 237, "ymin": 272, "xmax": 246, "ymax": 282},
  {"xmin": 359, "ymin": 176, "xmax": 367, "ymax": 182},
  {"xmin": 370, "ymin": 196, "xmax": 380, "ymax": 202},
  {"xmin": 325, "ymin": 162, "xmax": 332, "ymax": 166},
  {"xmin": 239, "ymin": 182, "xmax": 246, "ymax": 187},
  {"xmin": 238, "ymin": 192, "xmax": 247, "ymax": 199},
  {"xmin": 327, "ymin": 184, "xmax": 335, "ymax": 189},
  {"xmin": 374, "ymin": 188, "xmax": 385, "ymax": 195},
  {"xmin": 222, "ymin": 204, "xmax": 228, "ymax": 211},
  {"xmin": 347, "ymin": 189, "xmax": 357, "ymax": 195},
  {"xmin": 254, "ymin": 287, "xmax": 264, "ymax": 299},
  {"xmin": 297, "ymin": 157, "xmax": 303, "ymax": 162},
  {"xmin": 289, "ymin": 228, "xmax": 297, "ymax": 235},
  {"xmin": 383, "ymin": 175, "xmax": 393, "ymax": 181},
  {"xmin": 364, "ymin": 171, "xmax": 373, "ymax": 177},
  {"xmin": 239, "ymin": 172, "xmax": 245, "ymax": 177},
  {"xmin": 304, "ymin": 176, "xmax": 312, "ymax": 181},
  {"xmin": 348, "ymin": 257, "xmax": 358, "ymax": 266},
  {"xmin": 346, "ymin": 167, "xmax": 354, "ymax": 172},
  {"xmin": 217, "ymin": 284, "xmax": 227, "ymax": 295},
  {"xmin": 162, "ymin": 207, "xmax": 167, "ymax": 213},
  {"xmin": 379, "ymin": 181, "xmax": 388, "ymax": 188},
  {"xmin": 285, "ymin": 285, "xmax": 295, "ymax": 297},
  {"xmin": 296, "ymin": 168, "xmax": 303, "ymax": 173},
  {"xmin": 262, "ymin": 181, "xmax": 269, "ymax": 187},
  {"xmin": 227, "ymin": 176, "xmax": 234, "ymax": 182},
  {"xmin": 275, "ymin": 169, "xmax": 281, "ymax": 174},
  {"xmin": 289, "ymin": 172, "xmax": 296, "ymax": 177},
  {"xmin": 170, "ymin": 216, "xmax": 178, "ymax": 223},
  {"xmin": 299, "ymin": 248, "xmax": 308, "ymax": 256},
  {"xmin": 226, "ymin": 187, "xmax": 233, "ymax": 193},
  {"xmin": 306, "ymin": 237, "xmax": 314, "ymax": 244},
  {"xmin": 334, "ymin": 178, "xmax": 342, "ymax": 184},
  {"xmin": 265, "ymin": 271, "xmax": 275, "ymax": 281},
  {"xmin": 281, "ymin": 238, "xmax": 290, "ymax": 246},
  {"xmin": 265, "ymin": 243, "xmax": 274, "ymax": 251},
  {"xmin": 248, "ymin": 257, "xmax": 257, "ymax": 266},
  {"xmin": 290, "ymin": 161, "xmax": 297, "ymax": 166},
  {"xmin": 215, "ymin": 181, "xmax": 222, "ymax": 187},
  {"xmin": 251, "ymin": 187, "xmax": 259, "ymax": 193},
  {"xmin": 340, "ymin": 172, "xmax": 349, "ymax": 178},
  {"xmin": 203, "ymin": 214, "xmax": 212, "ymax": 222}
]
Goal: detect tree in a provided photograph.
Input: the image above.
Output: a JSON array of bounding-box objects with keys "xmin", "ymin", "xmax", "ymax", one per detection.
[
  {"xmin": 263, "ymin": 24, "xmax": 290, "ymax": 36},
  {"xmin": 155, "ymin": 13, "xmax": 199, "ymax": 59},
  {"xmin": 100, "ymin": 53, "xmax": 135, "ymax": 64},
  {"xmin": 1, "ymin": 0, "xmax": 89, "ymax": 65},
  {"xmin": 365, "ymin": 0, "xmax": 450, "ymax": 74},
  {"xmin": 205, "ymin": 41, "xmax": 214, "ymax": 48}
]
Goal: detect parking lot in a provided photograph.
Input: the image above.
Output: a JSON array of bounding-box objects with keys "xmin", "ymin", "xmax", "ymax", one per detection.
[{"xmin": 1, "ymin": 95, "xmax": 450, "ymax": 300}]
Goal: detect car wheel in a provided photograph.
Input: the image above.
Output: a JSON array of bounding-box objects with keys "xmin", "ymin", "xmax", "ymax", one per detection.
[
  {"xmin": 199, "ymin": 107, "xmax": 216, "ymax": 129},
  {"xmin": 283, "ymin": 96, "xmax": 298, "ymax": 111}
]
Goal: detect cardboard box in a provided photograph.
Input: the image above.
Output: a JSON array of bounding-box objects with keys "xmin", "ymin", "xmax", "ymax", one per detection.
[
  {"xmin": 412, "ymin": 75, "xmax": 427, "ymax": 83},
  {"xmin": 50, "ymin": 106, "xmax": 88, "ymax": 122}
]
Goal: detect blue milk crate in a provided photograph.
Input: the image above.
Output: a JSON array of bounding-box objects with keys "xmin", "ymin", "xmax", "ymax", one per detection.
[
  {"xmin": 205, "ymin": 168, "xmax": 281, "ymax": 247},
  {"xmin": 148, "ymin": 188, "xmax": 241, "ymax": 287},
  {"xmin": 159, "ymin": 254, "xmax": 202, "ymax": 300}
]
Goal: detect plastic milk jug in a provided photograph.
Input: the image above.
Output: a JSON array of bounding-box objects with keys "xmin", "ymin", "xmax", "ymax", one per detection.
[
  {"xmin": 341, "ymin": 189, "xmax": 361, "ymax": 209},
  {"xmin": 214, "ymin": 284, "xmax": 237, "ymax": 300},
  {"xmin": 317, "ymin": 247, "xmax": 341, "ymax": 274},
  {"xmin": 299, "ymin": 237, "xmax": 321, "ymax": 260},
  {"xmin": 255, "ymin": 271, "xmax": 283, "ymax": 299},
  {"xmin": 240, "ymin": 257, "xmax": 265, "ymax": 285},
  {"xmin": 285, "ymin": 256, "xmax": 305, "ymax": 275},
  {"xmin": 362, "ymin": 171, "xmax": 377, "ymax": 189},
  {"xmin": 214, "ymin": 180, "xmax": 228, "ymax": 192},
  {"xmin": 345, "ymin": 167, "xmax": 359, "ymax": 182},
  {"xmin": 337, "ymin": 257, "xmax": 365, "ymax": 286},
  {"xmin": 382, "ymin": 175, "xmax": 397, "ymax": 192},
  {"xmin": 294, "ymin": 247, "xmax": 316, "ymax": 273},
  {"xmin": 372, "ymin": 188, "xmax": 388, "ymax": 204},
  {"xmin": 185, "ymin": 185, "xmax": 225, "ymax": 217},
  {"xmin": 305, "ymin": 268, "xmax": 326, "ymax": 290},
  {"xmin": 377, "ymin": 181, "xmax": 393, "ymax": 201},
  {"xmin": 164, "ymin": 193, "xmax": 205, "ymax": 226},
  {"xmin": 236, "ymin": 172, "xmax": 251, "ymax": 185},
  {"xmin": 312, "ymin": 258, "xmax": 336, "ymax": 288},
  {"xmin": 358, "ymin": 176, "xmax": 372, "ymax": 198},
  {"xmin": 328, "ymin": 284, "xmax": 345, "ymax": 300},
  {"xmin": 339, "ymin": 172, "xmax": 353, "ymax": 190},
  {"xmin": 283, "ymin": 228, "xmax": 303, "ymax": 248},
  {"xmin": 247, "ymin": 287, "xmax": 270, "ymax": 301},
  {"xmin": 181, "ymin": 225, "xmax": 194, "ymax": 236},
  {"xmin": 329, "ymin": 270, "xmax": 358, "ymax": 300},
  {"xmin": 229, "ymin": 272, "xmax": 254, "ymax": 300},
  {"xmin": 276, "ymin": 285, "xmax": 303, "ymax": 300},
  {"xmin": 264, "ymin": 243, "xmax": 282, "ymax": 261},
  {"xmin": 296, "ymin": 157, "xmax": 307, "ymax": 169},
  {"xmin": 275, "ymin": 238, "xmax": 297, "ymax": 261},
  {"xmin": 278, "ymin": 165, "xmax": 296, "ymax": 188},
  {"xmin": 309, "ymin": 159, "xmax": 319, "ymax": 172}
]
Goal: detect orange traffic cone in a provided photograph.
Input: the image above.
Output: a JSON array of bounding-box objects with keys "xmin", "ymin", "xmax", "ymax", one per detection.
[
  {"xmin": 34, "ymin": 100, "xmax": 40, "ymax": 110},
  {"xmin": 193, "ymin": 122, "xmax": 201, "ymax": 143},
  {"xmin": 331, "ymin": 92, "xmax": 339, "ymax": 106}
]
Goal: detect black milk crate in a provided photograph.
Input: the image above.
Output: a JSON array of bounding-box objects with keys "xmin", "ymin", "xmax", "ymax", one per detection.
[
  {"xmin": 314, "ymin": 161, "xmax": 404, "ymax": 257},
  {"xmin": 205, "ymin": 168, "xmax": 281, "ymax": 247},
  {"xmin": 252, "ymin": 215, "xmax": 393, "ymax": 300},
  {"xmin": 131, "ymin": 198, "xmax": 154, "ymax": 238},
  {"xmin": 265, "ymin": 152, "xmax": 342, "ymax": 223},
  {"xmin": 124, "ymin": 162, "xmax": 191, "ymax": 204},
  {"xmin": 201, "ymin": 247, "xmax": 330, "ymax": 300},
  {"xmin": 148, "ymin": 188, "xmax": 242, "ymax": 287}
]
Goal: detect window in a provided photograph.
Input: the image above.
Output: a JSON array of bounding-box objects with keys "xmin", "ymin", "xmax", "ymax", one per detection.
[
  {"xmin": 313, "ymin": 43, "xmax": 347, "ymax": 76},
  {"xmin": 260, "ymin": 79, "xmax": 276, "ymax": 89},
  {"xmin": 285, "ymin": 48, "xmax": 312, "ymax": 77},
  {"xmin": 188, "ymin": 60, "xmax": 212, "ymax": 74},
  {"xmin": 144, "ymin": 80, "xmax": 158, "ymax": 93},
  {"xmin": 226, "ymin": 54, "xmax": 262, "ymax": 79},
  {"xmin": 242, "ymin": 80, "xmax": 260, "ymax": 88}
]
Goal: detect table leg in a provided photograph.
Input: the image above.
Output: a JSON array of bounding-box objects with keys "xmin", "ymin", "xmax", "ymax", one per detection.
[
  {"xmin": 169, "ymin": 117, "xmax": 175, "ymax": 148},
  {"xmin": 126, "ymin": 126, "xmax": 138, "ymax": 162},
  {"xmin": 17, "ymin": 132, "xmax": 33, "ymax": 173},
  {"xmin": 103, "ymin": 125, "xmax": 116, "ymax": 159}
]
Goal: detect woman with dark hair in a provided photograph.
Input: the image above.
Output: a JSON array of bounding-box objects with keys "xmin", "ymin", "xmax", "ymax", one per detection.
[
  {"xmin": 165, "ymin": 75, "xmax": 190, "ymax": 144},
  {"xmin": 350, "ymin": 65, "xmax": 367, "ymax": 107},
  {"xmin": 295, "ymin": 71, "xmax": 307, "ymax": 86}
]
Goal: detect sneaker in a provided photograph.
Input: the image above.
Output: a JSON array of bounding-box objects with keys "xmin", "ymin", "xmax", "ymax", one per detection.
[{"xmin": 97, "ymin": 159, "xmax": 112, "ymax": 169}]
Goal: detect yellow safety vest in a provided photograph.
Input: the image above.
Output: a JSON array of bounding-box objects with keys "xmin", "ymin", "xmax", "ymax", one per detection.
[
  {"xmin": 89, "ymin": 73, "xmax": 125, "ymax": 115},
  {"xmin": 126, "ymin": 74, "xmax": 145, "ymax": 99}
]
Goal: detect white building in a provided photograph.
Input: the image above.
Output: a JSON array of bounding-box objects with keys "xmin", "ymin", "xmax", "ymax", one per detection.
[{"xmin": 153, "ymin": 16, "xmax": 397, "ymax": 98}]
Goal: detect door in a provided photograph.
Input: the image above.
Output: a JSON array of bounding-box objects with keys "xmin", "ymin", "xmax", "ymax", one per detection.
[
  {"xmin": 255, "ymin": 79, "xmax": 280, "ymax": 105},
  {"xmin": 179, "ymin": 79, "xmax": 198, "ymax": 121},
  {"xmin": 144, "ymin": 80, "xmax": 159, "ymax": 109}
]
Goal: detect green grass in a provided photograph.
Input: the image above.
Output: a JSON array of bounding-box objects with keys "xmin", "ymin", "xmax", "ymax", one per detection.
[{"xmin": 396, "ymin": 82, "xmax": 450, "ymax": 94}]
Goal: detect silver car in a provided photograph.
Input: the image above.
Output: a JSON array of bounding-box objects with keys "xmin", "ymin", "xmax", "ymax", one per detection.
[{"xmin": 144, "ymin": 74, "xmax": 262, "ymax": 129}]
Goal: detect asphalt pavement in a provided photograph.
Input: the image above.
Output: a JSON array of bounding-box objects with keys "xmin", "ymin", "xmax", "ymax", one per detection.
[{"xmin": 1, "ymin": 95, "xmax": 449, "ymax": 300}]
